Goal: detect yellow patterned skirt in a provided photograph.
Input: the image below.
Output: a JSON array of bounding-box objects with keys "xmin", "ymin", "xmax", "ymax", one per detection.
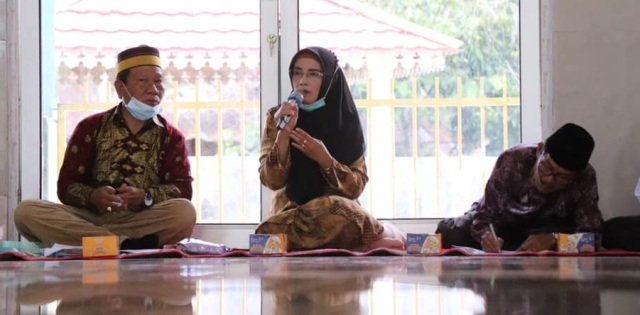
[{"xmin": 255, "ymin": 191, "xmax": 383, "ymax": 251}]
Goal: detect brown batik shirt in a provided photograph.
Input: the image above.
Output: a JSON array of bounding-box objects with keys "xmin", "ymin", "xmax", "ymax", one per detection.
[{"xmin": 258, "ymin": 107, "xmax": 369, "ymax": 206}]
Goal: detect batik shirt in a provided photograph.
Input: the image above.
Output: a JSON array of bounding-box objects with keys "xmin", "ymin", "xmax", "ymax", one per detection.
[
  {"xmin": 470, "ymin": 144, "xmax": 603, "ymax": 243},
  {"xmin": 257, "ymin": 107, "xmax": 382, "ymax": 249},
  {"xmin": 258, "ymin": 107, "xmax": 368, "ymax": 204},
  {"xmin": 57, "ymin": 105, "xmax": 193, "ymax": 212}
]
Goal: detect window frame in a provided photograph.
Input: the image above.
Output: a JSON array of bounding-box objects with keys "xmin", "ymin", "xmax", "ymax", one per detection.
[
  {"xmin": 17, "ymin": 0, "xmax": 41, "ymax": 205},
  {"xmin": 17, "ymin": 0, "xmax": 542, "ymax": 248}
]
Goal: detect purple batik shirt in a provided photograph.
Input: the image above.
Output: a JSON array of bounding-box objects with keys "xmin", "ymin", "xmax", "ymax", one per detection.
[{"xmin": 470, "ymin": 144, "xmax": 604, "ymax": 244}]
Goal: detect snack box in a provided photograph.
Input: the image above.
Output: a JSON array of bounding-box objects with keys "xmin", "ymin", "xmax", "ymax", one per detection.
[
  {"xmin": 249, "ymin": 234, "xmax": 287, "ymax": 254},
  {"xmin": 82, "ymin": 235, "xmax": 119, "ymax": 257},
  {"xmin": 557, "ymin": 233, "xmax": 595, "ymax": 253},
  {"xmin": 406, "ymin": 233, "xmax": 442, "ymax": 254}
]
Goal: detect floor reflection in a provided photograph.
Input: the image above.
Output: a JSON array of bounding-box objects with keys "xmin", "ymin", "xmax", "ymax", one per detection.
[
  {"xmin": 437, "ymin": 258, "xmax": 604, "ymax": 315},
  {"xmin": 1, "ymin": 256, "xmax": 640, "ymax": 314},
  {"xmin": 13, "ymin": 260, "xmax": 196, "ymax": 314}
]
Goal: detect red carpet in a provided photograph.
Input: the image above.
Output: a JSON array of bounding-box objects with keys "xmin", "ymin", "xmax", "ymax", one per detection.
[{"xmin": 2, "ymin": 247, "xmax": 639, "ymax": 261}]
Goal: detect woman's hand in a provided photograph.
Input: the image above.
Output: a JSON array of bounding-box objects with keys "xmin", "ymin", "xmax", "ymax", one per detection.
[
  {"xmin": 290, "ymin": 128, "xmax": 333, "ymax": 167},
  {"xmin": 274, "ymin": 101, "xmax": 299, "ymax": 132}
]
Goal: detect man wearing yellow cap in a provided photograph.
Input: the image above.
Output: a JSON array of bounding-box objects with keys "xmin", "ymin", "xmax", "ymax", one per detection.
[{"xmin": 14, "ymin": 45, "xmax": 195, "ymax": 249}]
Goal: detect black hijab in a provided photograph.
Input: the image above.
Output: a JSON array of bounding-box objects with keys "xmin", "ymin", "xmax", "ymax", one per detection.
[{"xmin": 285, "ymin": 47, "xmax": 366, "ymax": 205}]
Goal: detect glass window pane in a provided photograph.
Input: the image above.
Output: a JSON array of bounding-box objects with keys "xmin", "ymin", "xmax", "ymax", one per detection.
[
  {"xmin": 43, "ymin": 0, "xmax": 262, "ymax": 223},
  {"xmin": 299, "ymin": 0, "xmax": 521, "ymax": 219}
]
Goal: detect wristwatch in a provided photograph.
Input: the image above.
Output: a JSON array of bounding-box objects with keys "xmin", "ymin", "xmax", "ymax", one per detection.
[{"xmin": 143, "ymin": 189, "xmax": 154, "ymax": 208}]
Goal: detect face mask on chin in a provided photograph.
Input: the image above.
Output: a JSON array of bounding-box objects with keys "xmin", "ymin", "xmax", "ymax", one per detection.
[
  {"xmin": 121, "ymin": 85, "xmax": 163, "ymax": 121},
  {"xmin": 299, "ymin": 98, "xmax": 326, "ymax": 112},
  {"xmin": 297, "ymin": 66, "xmax": 339, "ymax": 113}
]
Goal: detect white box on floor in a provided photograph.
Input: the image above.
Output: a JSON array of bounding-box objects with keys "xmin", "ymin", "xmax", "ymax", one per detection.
[
  {"xmin": 406, "ymin": 233, "xmax": 442, "ymax": 254},
  {"xmin": 249, "ymin": 234, "xmax": 287, "ymax": 254}
]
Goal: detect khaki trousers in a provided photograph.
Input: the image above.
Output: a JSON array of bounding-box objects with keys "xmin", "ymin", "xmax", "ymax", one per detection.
[{"xmin": 14, "ymin": 199, "xmax": 196, "ymax": 247}]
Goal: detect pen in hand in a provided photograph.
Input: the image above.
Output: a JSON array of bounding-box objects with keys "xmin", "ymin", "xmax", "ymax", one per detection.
[{"xmin": 489, "ymin": 223, "xmax": 501, "ymax": 253}]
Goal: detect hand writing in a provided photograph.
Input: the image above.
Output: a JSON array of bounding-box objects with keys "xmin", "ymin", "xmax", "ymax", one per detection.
[{"xmin": 481, "ymin": 231, "xmax": 504, "ymax": 253}]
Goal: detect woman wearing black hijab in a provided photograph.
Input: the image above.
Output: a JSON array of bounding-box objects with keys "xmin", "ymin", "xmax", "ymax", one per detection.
[{"xmin": 256, "ymin": 46, "xmax": 405, "ymax": 251}]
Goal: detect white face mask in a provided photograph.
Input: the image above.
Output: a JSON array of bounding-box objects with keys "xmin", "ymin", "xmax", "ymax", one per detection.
[{"xmin": 122, "ymin": 86, "xmax": 162, "ymax": 121}]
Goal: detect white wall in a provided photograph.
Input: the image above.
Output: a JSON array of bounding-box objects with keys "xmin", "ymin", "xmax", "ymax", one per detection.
[
  {"xmin": 0, "ymin": 0, "xmax": 8, "ymax": 241},
  {"xmin": 0, "ymin": 0, "xmax": 21, "ymax": 242},
  {"xmin": 548, "ymin": 0, "xmax": 640, "ymax": 219}
]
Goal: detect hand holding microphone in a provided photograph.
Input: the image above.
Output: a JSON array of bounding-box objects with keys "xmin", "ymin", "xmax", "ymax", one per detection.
[{"xmin": 276, "ymin": 88, "xmax": 304, "ymax": 130}]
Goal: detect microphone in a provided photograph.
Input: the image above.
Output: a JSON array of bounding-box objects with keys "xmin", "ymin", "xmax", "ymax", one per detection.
[{"xmin": 276, "ymin": 88, "xmax": 304, "ymax": 130}]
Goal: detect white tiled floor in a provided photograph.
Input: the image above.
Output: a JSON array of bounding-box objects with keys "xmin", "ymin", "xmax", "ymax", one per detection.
[{"xmin": 1, "ymin": 256, "xmax": 640, "ymax": 314}]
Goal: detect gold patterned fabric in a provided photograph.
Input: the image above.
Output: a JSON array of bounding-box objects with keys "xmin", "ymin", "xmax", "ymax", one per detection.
[{"xmin": 256, "ymin": 107, "xmax": 383, "ymax": 251}]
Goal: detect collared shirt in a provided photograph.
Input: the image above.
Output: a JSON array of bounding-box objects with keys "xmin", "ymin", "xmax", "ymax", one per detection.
[
  {"xmin": 470, "ymin": 144, "xmax": 603, "ymax": 243},
  {"xmin": 57, "ymin": 105, "xmax": 193, "ymax": 212}
]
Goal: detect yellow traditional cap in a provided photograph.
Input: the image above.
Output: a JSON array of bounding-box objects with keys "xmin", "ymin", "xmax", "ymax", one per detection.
[{"xmin": 116, "ymin": 45, "xmax": 162, "ymax": 74}]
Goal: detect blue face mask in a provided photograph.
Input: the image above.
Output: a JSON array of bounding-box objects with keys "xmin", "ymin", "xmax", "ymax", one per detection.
[
  {"xmin": 299, "ymin": 98, "xmax": 326, "ymax": 112},
  {"xmin": 122, "ymin": 86, "xmax": 162, "ymax": 121},
  {"xmin": 297, "ymin": 65, "xmax": 340, "ymax": 112}
]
